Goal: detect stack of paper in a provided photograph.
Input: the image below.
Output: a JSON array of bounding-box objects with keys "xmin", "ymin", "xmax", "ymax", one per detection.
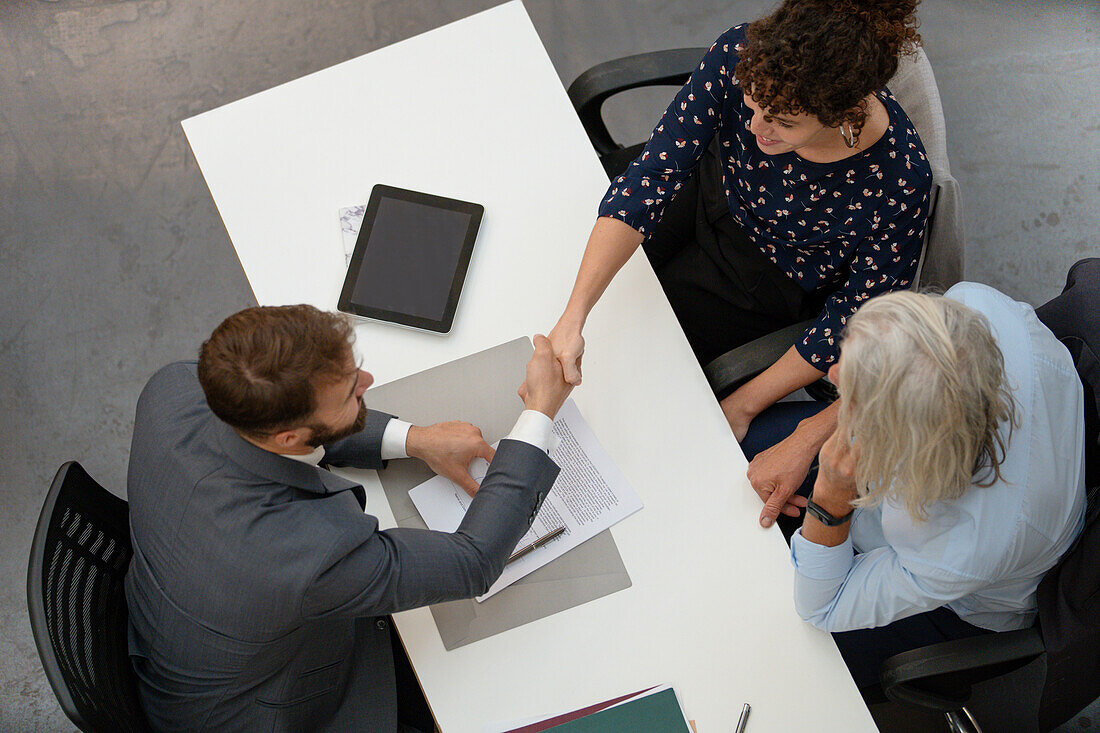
[{"xmin": 487, "ymin": 685, "xmax": 694, "ymax": 733}]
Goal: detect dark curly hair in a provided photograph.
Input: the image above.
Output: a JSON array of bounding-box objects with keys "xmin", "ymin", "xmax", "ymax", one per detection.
[{"xmin": 735, "ymin": 0, "xmax": 921, "ymax": 140}]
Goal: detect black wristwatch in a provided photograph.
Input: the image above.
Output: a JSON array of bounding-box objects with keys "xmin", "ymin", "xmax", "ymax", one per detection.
[{"xmin": 805, "ymin": 491, "xmax": 854, "ymax": 526}]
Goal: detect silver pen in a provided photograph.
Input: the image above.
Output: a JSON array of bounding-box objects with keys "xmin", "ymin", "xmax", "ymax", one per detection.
[
  {"xmin": 734, "ymin": 702, "xmax": 750, "ymax": 733},
  {"xmin": 506, "ymin": 525, "xmax": 567, "ymax": 565}
]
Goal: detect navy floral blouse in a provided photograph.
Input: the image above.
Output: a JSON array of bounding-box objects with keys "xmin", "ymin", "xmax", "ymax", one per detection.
[{"xmin": 598, "ymin": 24, "xmax": 933, "ymax": 368}]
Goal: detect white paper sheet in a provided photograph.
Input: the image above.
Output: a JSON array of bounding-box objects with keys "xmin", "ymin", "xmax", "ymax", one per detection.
[{"xmin": 409, "ymin": 399, "xmax": 642, "ymax": 601}]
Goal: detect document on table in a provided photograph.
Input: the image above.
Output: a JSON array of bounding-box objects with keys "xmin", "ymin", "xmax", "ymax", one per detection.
[{"xmin": 409, "ymin": 399, "xmax": 642, "ymax": 601}]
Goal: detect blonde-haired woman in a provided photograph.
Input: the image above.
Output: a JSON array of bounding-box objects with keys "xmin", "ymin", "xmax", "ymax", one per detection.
[{"xmin": 741, "ymin": 283, "xmax": 1086, "ymax": 696}]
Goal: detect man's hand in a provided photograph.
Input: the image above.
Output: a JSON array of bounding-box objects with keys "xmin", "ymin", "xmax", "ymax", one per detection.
[
  {"xmin": 517, "ymin": 334, "xmax": 574, "ymax": 419},
  {"xmin": 747, "ymin": 433, "xmax": 816, "ymax": 528},
  {"xmin": 547, "ymin": 318, "xmax": 585, "ymax": 386},
  {"xmin": 406, "ymin": 422, "xmax": 495, "ymax": 497}
]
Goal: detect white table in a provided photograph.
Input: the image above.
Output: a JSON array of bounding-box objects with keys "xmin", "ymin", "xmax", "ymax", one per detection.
[{"xmin": 182, "ymin": 3, "xmax": 877, "ymax": 730}]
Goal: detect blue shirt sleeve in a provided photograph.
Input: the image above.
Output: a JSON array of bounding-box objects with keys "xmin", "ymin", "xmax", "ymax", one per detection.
[{"xmin": 790, "ymin": 527, "xmax": 990, "ymax": 632}]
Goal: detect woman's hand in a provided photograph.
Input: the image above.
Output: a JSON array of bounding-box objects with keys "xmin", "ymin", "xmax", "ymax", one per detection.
[
  {"xmin": 518, "ymin": 334, "xmax": 575, "ymax": 420},
  {"xmin": 801, "ymin": 427, "xmax": 859, "ymax": 547},
  {"xmin": 745, "ymin": 402, "xmax": 839, "ymax": 528},
  {"xmin": 544, "ymin": 217, "xmax": 644, "ymax": 387},
  {"xmin": 814, "ymin": 428, "xmax": 859, "ymax": 505},
  {"xmin": 746, "ymin": 433, "xmax": 816, "ymax": 527},
  {"xmin": 548, "ymin": 317, "xmax": 585, "ymax": 386}
]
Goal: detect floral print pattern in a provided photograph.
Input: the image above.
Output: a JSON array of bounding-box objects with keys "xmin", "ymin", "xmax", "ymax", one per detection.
[{"xmin": 598, "ymin": 24, "xmax": 932, "ymax": 367}]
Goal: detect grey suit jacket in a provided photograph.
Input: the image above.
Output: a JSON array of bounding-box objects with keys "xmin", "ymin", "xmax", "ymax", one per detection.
[{"xmin": 125, "ymin": 362, "xmax": 559, "ymax": 732}]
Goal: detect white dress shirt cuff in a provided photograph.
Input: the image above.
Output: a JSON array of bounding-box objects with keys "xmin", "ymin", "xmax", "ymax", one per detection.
[
  {"xmin": 790, "ymin": 528, "xmax": 855, "ymax": 580},
  {"xmin": 380, "ymin": 419, "xmax": 412, "ymax": 460},
  {"xmin": 505, "ymin": 410, "xmax": 559, "ymax": 454}
]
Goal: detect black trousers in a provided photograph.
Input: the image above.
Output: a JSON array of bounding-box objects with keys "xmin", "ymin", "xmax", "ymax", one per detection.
[
  {"xmin": 392, "ymin": 622, "xmax": 435, "ymax": 732},
  {"xmin": 642, "ymin": 141, "xmax": 825, "ymax": 369}
]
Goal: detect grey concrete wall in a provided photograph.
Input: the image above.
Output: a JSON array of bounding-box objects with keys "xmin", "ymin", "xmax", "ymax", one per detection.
[{"xmin": 2, "ymin": 1, "xmax": 1097, "ymax": 730}]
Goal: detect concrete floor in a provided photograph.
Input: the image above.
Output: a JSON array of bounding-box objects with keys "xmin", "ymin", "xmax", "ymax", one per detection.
[{"xmin": 2, "ymin": 1, "xmax": 1098, "ymax": 731}]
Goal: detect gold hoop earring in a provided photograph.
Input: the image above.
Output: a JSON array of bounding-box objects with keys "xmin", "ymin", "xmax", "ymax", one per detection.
[{"xmin": 842, "ymin": 122, "xmax": 858, "ymax": 149}]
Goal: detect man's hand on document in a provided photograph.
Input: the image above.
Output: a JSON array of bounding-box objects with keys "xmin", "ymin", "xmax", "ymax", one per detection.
[
  {"xmin": 407, "ymin": 422, "xmax": 496, "ymax": 497},
  {"xmin": 518, "ymin": 334, "xmax": 574, "ymax": 420}
]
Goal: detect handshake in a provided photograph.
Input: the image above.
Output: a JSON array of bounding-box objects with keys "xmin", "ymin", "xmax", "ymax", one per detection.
[
  {"xmin": 517, "ymin": 334, "xmax": 575, "ymax": 420},
  {"xmin": 407, "ymin": 334, "xmax": 574, "ymax": 496}
]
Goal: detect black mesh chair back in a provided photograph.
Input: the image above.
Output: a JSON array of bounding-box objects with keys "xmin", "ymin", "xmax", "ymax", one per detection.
[{"xmin": 27, "ymin": 461, "xmax": 150, "ymax": 732}]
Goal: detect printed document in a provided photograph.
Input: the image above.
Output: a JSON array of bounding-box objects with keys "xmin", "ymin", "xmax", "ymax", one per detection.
[{"xmin": 409, "ymin": 399, "xmax": 642, "ymax": 601}]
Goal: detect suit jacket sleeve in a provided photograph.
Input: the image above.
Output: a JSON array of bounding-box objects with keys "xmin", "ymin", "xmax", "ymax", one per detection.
[
  {"xmin": 301, "ymin": 438, "xmax": 559, "ymax": 619},
  {"xmin": 321, "ymin": 410, "xmax": 394, "ymax": 470}
]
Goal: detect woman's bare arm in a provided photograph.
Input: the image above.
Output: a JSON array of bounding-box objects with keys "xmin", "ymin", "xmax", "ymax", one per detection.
[{"xmin": 549, "ymin": 217, "xmax": 644, "ymax": 384}]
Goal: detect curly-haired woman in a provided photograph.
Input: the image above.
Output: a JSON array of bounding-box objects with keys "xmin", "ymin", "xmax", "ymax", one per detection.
[
  {"xmin": 750, "ymin": 284, "xmax": 1085, "ymax": 696},
  {"xmin": 547, "ymin": 0, "xmax": 932, "ymax": 520}
]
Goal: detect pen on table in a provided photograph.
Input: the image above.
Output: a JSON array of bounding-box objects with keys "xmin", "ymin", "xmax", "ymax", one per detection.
[
  {"xmin": 506, "ymin": 525, "xmax": 567, "ymax": 565},
  {"xmin": 734, "ymin": 702, "xmax": 750, "ymax": 733}
]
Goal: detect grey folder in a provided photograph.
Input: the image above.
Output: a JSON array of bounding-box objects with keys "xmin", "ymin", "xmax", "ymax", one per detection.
[{"xmin": 365, "ymin": 337, "xmax": 632, "ymax": 650}]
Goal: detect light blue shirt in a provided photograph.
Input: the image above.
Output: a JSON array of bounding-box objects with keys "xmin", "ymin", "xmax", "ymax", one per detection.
[{"xmin": 790, "ymin": 282, "xmax": 1086, "ymax": 632}]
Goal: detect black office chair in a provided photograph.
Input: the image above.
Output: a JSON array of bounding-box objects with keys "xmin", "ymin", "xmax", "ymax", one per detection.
[
  {"xmin": 27, "ymin": 461, "xmax": 150, "ymax": 733},
  {"xmin": 880, "ymin": 258, "xmax": 1100, "ymax": 733},
  {"xmin": 568, "ymin": 46, "xmax": 960, "ymax": 398}
]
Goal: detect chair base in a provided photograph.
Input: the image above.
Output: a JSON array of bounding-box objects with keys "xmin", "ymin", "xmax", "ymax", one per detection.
[{"xmin": 945, "ymin": 707, "xmax": 982, "ymax": 733}]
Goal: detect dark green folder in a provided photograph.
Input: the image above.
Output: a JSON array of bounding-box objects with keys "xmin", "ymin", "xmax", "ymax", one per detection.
[{"xmin": 544, "ymin": 688, "xmax": 691, "ymax": 733}]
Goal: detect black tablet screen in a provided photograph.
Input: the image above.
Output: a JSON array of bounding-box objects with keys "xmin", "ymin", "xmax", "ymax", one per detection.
[{"xmin": 349, "ymin": 197, "xmax": 472, "ymax": 322}]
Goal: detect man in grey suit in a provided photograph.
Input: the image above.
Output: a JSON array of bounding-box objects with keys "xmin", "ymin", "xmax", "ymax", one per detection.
[{"xmin": 125, "ymin": 305, "xmax": 571, "ymax": 732}]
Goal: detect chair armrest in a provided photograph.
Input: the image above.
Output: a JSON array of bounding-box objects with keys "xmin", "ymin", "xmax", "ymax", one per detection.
[
  {"xmin": 911, "ymin": 182, "xmax": 941, "ymax": 289},
  {"xmin": 703, "ymin": 319, "xmax": 814, "ymax": 397},
  {"xmin": 881, "ymin": 627, "xmax": 1045, "ymax": 712},
  {"xmin": 567, "ymin": 48, "xmax": 707, "ymax": 156}
]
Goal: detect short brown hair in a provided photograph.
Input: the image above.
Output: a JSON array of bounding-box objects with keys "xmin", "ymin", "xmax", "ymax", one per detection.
[
  {"xmin": 198, "ymin": 305, "xmax": 356, "ymax": 436},
  {"xmin": 735, "ymin": 0, "xmax": 922, "ymax": 138}
]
